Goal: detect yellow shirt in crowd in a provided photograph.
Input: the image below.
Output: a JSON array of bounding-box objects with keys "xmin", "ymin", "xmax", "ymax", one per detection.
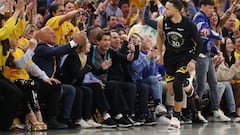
[
  {"xmin": 0, "ymin": 18, "xmax": 26, "ymax": 67},
  {"xmin": 18, "ymin": 37, "xmax": 29, "ymax": 50},
  {"xmin": 234, "ymin": 50, "xmax": 240, "ymax": 60},
  {"xmin": 235, "ymin": 18, "xmax": 240, "ymax": 31},
  {"xmin": 45, "ymin": 16, "xmax": 79, "ymax": 45},
  {"xmin": 129, "ymin": 0, "xmax": 146, "ymax": 10},
  {"xmin": 3, "ymin": 48, "xmax": 32, "ymax": 81}
]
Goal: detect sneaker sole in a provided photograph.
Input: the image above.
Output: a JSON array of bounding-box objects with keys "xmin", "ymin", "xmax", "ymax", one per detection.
[
  {"xmin": 144, "ymin": 122, "xmax": 156, "ymax": 126},
  {"xmin": 118, "ymin": 124, "xmax": 132, "ymax": 128},
  {"xmin": 184, "ymin": 121, "xmax": 192, "ymax": 124},
  {"xmin": 233, "ymin": 119, "xmax": 240, "ymax": 122},
  {"xmin": 90, "ymin": 125, "xmax": 102, "ymax": 128},
  {"xmin": 167, "ymin": 125, "xmax": 180, "ymax": 130},
  {"xmin": 213, "ymin": 118, "xmax": 231, "ymax": 122},
  {"xmin": 133, "ymin": 122, "xmax": 142, "ymax": 126},
  {"xmin": 102, "ymin": 124, "xmax": 118, "ymax": 128}
]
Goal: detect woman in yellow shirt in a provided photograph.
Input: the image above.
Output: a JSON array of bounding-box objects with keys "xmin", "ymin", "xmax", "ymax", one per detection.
[
  {"xmin": 0, "ymin": 0, "xmax": 26, "ymax": 131},
  {"xmin": 4, "ymin": 37, "xmax": 49, "ymax": 131}
]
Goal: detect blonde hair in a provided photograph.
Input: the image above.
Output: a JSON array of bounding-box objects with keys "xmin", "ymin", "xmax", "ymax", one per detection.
[
  {"xmin": 75, "ymin": 37, "xmax": 87, "ymax": 53},
  {"xmin": 23, "ymin": 24, "xmax": 38, "ymax": 38}
]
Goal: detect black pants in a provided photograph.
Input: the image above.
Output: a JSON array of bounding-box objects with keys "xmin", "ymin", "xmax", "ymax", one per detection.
[
  {"xmin": 72, "ymin": 86, "xmax": 92, "ymax": 120},
  {"xmin": 116, "ymin": 81, "xmax": 136, "ymax": 115},
  {"xmin": 83, "ymin": 83, "xmax": 110, "ymax": 115},
  {"xmin": 136, "ymin": 81, "xmax": 150, "ymax": 116},
  {"xmin": 103, "ymin": 81, "xmax": 129, "ymax": 116},
  {"xmin": 14, "ymin": 79, "xmax": 40, "ymax": 113},
  {"xmin": 0, "ymin": 72, "xmax": 22, "ymax": 131},
  {"xmin": 34, "ymin": 79, "xmax": 61, "ymax": 120}
]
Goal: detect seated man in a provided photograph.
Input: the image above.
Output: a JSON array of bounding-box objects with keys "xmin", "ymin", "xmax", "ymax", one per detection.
[
  {"xmin": 32, "ymin": 26, "xmax": 86, "ymax": 129},
  {"xmin": 89, "ymin": 30, "xmax": 136, "ymax": 127},
  {"xmin": 129, "ymin": 34, "xmax": 167, "ymax": 125}
]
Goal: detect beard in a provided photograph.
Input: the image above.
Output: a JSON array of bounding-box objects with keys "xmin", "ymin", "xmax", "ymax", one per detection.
[{"xmin": 164, "ymin": 14, "xmax": 174, "ymax": 22}]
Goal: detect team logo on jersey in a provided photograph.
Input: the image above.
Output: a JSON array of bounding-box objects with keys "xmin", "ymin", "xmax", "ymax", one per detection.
[
  {"xmin": 177, "ymin": 28, "xmax": 184, "ymax": 31},
  {"xmin": 167, "ymin": 31, "xmax": 184, "ymax": 48},
  {"xmin": 165, "ymin": 23, "xmax": 171, "ymax": 29}
]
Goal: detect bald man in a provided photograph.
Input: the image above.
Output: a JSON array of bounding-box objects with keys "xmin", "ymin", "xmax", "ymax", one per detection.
[{"xmin": 32, "ymin": 27, "xmax": 86, "ymax": 129}]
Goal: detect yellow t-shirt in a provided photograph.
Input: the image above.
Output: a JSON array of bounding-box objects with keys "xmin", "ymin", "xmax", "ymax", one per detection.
[
  {"xmin": 0, "ymin": 18, "xmax": 26, "ymax": 67},
  {"xmin": 3, "ymin": 48, "xmax": 32, "ymax": 81},
  {"xmin": 235, "ymin": 18, "xmax": 240, "ymax": 31},
  {"xmin": 128, "ymin": 0, "xmax": 147, "ymax": 26},
  {"xmin": 18, "ymin": 37, "xmax": 29, "ymax": 50},
  {"xmin": 45, "ymin": 16, "xmax": 79, "ymax": 45},
  {"xmin": 129, "ymin": 0, "xmax": 146, "ymax": 10},
  {"xmin": 234, "ymin": 50, "xmax": 240, "ymax": 60}
]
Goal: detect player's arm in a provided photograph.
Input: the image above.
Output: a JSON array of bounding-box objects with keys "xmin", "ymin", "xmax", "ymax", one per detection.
[
  {"xmin": 156, "ymin": 17, "xmax": 164, "ymax": 64},
  {"xmin": 190, "ymin": 21, "xmax": 203, "ymax": 61}
]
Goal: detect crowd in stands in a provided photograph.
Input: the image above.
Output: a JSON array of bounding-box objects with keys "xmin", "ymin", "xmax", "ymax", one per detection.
[{"xmin": 1, "ymin": 0, "xmax": 240, "ymax": 132}]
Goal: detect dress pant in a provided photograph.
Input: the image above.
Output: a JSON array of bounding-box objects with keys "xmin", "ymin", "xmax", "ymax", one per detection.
[
  {"xmin": 34, "ymin": 79, "xmax": 61, "ymax": 120},
  {"xmin": 136, "ymin": 81, "xmax": 150, "ymax": 116},
  {"xmin": 61, "ymin": 84, "xmax": 76, "ymax": 119},
  {"xmin": 83, "ymin": 83, "xmax": 110, "ymax": 115},
  {"xmin": 72, "ymin": 86, "xmax": 92, "ymax": 120},
  {"xmin": 103, "ymin": 81, "xmax": 129, "ymax": 116},
  {"xmin": 115, "ymin": 81, "xmax": 137, "ymax": 115}
]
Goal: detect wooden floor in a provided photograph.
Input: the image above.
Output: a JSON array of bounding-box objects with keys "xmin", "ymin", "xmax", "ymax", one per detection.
[{"xmin": 1, "ymin": 122, "xmax": 240, "ymax": 135}]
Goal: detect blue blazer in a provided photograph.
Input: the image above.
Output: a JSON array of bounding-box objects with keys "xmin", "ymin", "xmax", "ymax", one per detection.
[{"xmin": 32, "ymin": 42, "xmax": 76, "ymax": 79}]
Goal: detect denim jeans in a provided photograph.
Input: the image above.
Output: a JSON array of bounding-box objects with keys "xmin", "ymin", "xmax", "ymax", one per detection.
[
  {"xmin": 196, "ymin": 56, "xmax": 219, "ymax": 110},
  {"xmin": 142, "ymin": 76, "xmax": 163, "ymax": 104},
  {"xmin": 222, "ymin": 82, "xmax": 236, "ymax": 113},
  {"xmin": 206, "ymin": 82, "xmax": 236, "ymax": 113},
  {"xmin": 215, "ymin": 82, "xmax": 225, "ymax": 105},
  {"xmin": 61, "ymin": 84, "xmax": 76, "ymax": 119}
]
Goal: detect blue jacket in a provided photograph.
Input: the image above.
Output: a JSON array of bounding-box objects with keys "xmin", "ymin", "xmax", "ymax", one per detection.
[
  {"xmin": 130, "ymin": 51, "xmax": 156, "ymax": 82},
  {"xmin": 143, "ymin": 5, "xmax": 158, "ymax": 29},
  {"xmin": 192, "ymin": 11, "xmax": 220, "ymax": 54},
  {"xmin": 33, "ymin": 42, "xmax": 75, "ymax": 79},
  {"xmin": 155, "ymin": 64, "xmax": 165, "ymax": 81}
]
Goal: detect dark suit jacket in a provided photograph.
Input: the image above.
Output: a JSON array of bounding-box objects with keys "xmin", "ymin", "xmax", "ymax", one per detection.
[{"xmin": 32, "ymin": 42, "xmax": 76, "ymax": 79}]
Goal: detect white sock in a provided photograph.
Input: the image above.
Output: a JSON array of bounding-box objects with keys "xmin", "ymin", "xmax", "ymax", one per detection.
[
  {"xmin": 103, "ymin": 113, "xmax": 111, "ymax": 120},
  {"xmin": 115, "ymin": 114, "xmax": 123, "ymax": 120}
]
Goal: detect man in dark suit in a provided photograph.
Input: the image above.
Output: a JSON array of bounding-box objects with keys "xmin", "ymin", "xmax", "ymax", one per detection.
[{"xmin": 33, "ymin": 26, "xmax": 86, "ymax": 129}]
